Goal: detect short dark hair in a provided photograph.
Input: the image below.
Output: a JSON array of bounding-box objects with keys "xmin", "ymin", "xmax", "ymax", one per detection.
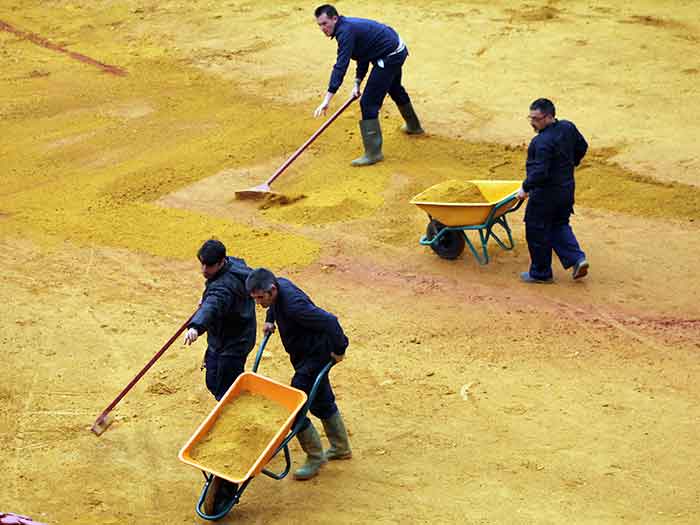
[
  {"xmin": 197, "ymin": 239, "xmax": 226, "ymax": 266},
  {"xmin": 530, "ymin": 98, "xmax": 556, "ymax": 117},
  {"xmin": 245, "ymin": 268, "xmax": 279, "ymax": 294},
  {"xmin": 315, "ymin": 4, "xmax": 338, "ymax": 18}
]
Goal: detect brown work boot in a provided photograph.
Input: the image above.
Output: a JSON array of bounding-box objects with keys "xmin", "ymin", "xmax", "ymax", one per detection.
[{"xmin": 572, "ymin": 258, "xmax": 589, "ymax": 280}]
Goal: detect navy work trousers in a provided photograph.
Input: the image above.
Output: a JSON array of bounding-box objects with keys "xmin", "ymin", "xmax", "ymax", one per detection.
[
  {"xmin": 291, "ymin": 357, "xmax": 338, "ymax": 430},
  {"xmin": 360, "ymin": 49, "xmax": 411, "ymax": 120},
  {"xmin": 525, "ymin": 218, "xmax": 585, "ymax": 280},
  {"xmin": 204, "ymin": 349, "xmax": 246, "ymax": 401}
]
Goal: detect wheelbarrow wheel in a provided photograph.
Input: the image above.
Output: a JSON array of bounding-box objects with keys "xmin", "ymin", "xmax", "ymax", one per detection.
[
  {"xmin": 202, "ymin": 475, "xmax": 222, "ymax": 515},
  {"xmin": 202, "ymin": 475, "xmax": 240, "ymax": 517},
  {"xmin": 426, "ymin": 220, "xmax": 465, "ymax": 260}
]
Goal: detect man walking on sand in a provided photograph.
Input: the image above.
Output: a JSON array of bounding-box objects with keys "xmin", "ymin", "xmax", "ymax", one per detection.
[
  {"xmin": 517, "ymin": 98, "xmax": 590, "ymax": 283},
  {"xmin": 246, "ymin": 268, "xmax": 352, "ymax": 481},
  {"xmin": 313, "ymin": 4, "xmax": 424, "ymax": 166}
]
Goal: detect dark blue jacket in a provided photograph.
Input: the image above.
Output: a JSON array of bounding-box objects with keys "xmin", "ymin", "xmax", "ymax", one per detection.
[
  {"xmin": 265, "ymin": 278, "xmax": 348, "ymax": 367},
  {"xmin": 189, "ymin": 257, "xmax": 256, "ymax": 357},
  {"xmin": 328, "ymin": 16, "xmax": 402, "ymax": 93},
  {"xmin": 524, "ymin": 119, "xmax": 588, "ymax": 223}
]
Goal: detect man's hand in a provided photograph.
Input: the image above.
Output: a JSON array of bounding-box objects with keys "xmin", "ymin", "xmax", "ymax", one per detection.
[
  {"xmin": 314, "ymin": 101, "xmax": 329, "ymax": 118},
  {"xmin": 314, "ymin": 91, "xmax": 334, "ymax": 118},
  {"xmin": 183, "ymin": 327, "xmax": 199, "ymax": 345},
  {"xmin": 263, "ymin": 322, "xmax": 276, "ymax": 335},
  {"xmin": 351, "ymin": 80, "xmax": 361, "ymax": 99},
  {"xmin": 331, "ymin": 352, "xmax": 345, "ymax": 363},
  {"xmin": 517, "ymin": 187, "xmax": 528, "ymax": 200}
]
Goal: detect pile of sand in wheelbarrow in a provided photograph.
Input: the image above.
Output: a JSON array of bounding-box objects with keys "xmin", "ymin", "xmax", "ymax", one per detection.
[
  {"xmin": 416, "ymin": 180, "xmax": 488, "ymax": 203},
  {"xmin": 190, "ymin": 392, "xmax": 290, "ymax": 479}
]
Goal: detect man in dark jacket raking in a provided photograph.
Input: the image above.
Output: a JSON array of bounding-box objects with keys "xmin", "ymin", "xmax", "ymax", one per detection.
[
  {"xmin": 184, "ymin": 239, "xmax": 256, "ymax": 399},
  {"xmin": 246, "ymin": 268, "xmax": 352, "ymax": 481},
  {"xmin": 183, "ymin": 239, "xmax": 256, "ymax": 513},
  {"xmin": 517, "ymin": 98, "xmax": 590, "ymax": 283},
  {"xmin": 313, "ymin": 4, "xmax": 424, "ymax": 166}
]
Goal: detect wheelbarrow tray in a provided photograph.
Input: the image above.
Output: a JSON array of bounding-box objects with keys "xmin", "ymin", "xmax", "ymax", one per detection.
[
  {"xmin": 178, "ymin": 372, "xmax": 307, "ymax": 484},
  {"xmin": 410, "ymin": 180, "xmax": 522, "ymax": 227}
]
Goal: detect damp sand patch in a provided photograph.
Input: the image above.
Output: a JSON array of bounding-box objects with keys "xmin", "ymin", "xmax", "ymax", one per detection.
[{"xmin": 190, "ymin": 392, "xmax": 290, "ymax": 480}]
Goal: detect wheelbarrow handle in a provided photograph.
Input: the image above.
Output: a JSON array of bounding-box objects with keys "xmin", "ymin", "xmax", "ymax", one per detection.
[
  {"xmin": 509, "ymin": 196, "xmax": 525, "ymax": 213},
  {"xmin": 251, "ymin": 332, "xmax": 272, "ymax": 373},
  {"xmin": 261, "ymin": 360, "xmax": 334, "ymax": 478},
  {"xmin": 251, "ymin": 331, "xmax": 333, "ymax": 414}
]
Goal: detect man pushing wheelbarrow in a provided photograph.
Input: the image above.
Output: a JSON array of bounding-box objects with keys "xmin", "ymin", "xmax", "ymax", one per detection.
[{"xmin": 246, "ymin": 268, "xmax": 352, "ymax": 480}]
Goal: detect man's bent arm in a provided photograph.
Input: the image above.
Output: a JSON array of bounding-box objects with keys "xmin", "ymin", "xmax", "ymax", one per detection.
[{"xmin": 189, "ymin": 287, "xmax": 231, "ymax": 333}]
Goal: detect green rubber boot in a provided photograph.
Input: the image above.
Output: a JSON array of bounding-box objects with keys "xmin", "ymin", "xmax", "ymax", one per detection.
[
  {"xmin": 293, "ymin": 423, "xmax": 327, "ymax": 481},
  {"xmin": 398, "ymin": 102, "xmax": 424, "ymax": 135},
  {"xmin": 351, "ymin": 119, "xmax": 384, "ymax": 166},
  {"xmin": 321, "ymin": 411, "xmax": 352, "ymax": 460}
]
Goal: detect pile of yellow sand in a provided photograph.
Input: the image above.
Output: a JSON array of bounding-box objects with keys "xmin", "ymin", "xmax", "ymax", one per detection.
[
  {"xmin": 190, "ymin": 392, "xmax": 290, "ymax": 480},
  {"xmin": 416, "ymin": 180, "xmax": 487, "ymax": 203}
]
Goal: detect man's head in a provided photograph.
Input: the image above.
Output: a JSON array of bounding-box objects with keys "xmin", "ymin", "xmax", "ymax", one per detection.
[
  {"xmin": 197, "ymin": 239, "xmax": 227, "ymax": 280},
  {"xmin": 315, "ymin": 4, "xmax": 339, "ymax": 37},
  {"xmin": 528, "ymin": 98, "xmax": 556, "ymax": 132},
  {"xmin": 246, "ymin": 268, "xmax": 279, "ymax": 308}
]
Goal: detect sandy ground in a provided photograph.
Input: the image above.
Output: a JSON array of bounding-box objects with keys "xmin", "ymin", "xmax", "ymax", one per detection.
[{"xmin": 1, "ymin": 1, "xmax": 699, "ymax": 524}]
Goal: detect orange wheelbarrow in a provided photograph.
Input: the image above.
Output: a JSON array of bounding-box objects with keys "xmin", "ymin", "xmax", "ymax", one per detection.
[{"xmin": 179, "ymin": 334, "xmax": 333, "ymax": 521}]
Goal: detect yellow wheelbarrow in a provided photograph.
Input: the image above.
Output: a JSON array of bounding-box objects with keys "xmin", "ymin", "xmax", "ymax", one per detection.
[
  {"xmin": 179, "ymin": 334, "xmax": 333, "ymax": 521},
  {"xmin": 410, "ymin": 180, "xmax": 524, "ymax": 264}
]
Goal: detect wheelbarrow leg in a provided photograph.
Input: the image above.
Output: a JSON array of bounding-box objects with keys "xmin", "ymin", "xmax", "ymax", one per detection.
[
  {"xmin": 488, "ymin": 216, "xmax": 516, "ymax": 251},
  {"xmin": 461, "ymin": 230, "xmax": 489, "ymax": 265}
]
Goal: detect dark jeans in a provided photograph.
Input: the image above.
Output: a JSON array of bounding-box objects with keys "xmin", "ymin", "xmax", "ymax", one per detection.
[
  {"xmin": 525, "ymin": 218, "xmax": 585, "ymax": 280},
  {"xmin": 360, "ymin": 48, "xmax": 411, "ymax": 120},
  {"xmin": 291, "ymin": 357, "xmax": 338, "ymax": 430},
  {"xmin": 204, "ymin": 350, "xmax": 246, "ymax": 401}
]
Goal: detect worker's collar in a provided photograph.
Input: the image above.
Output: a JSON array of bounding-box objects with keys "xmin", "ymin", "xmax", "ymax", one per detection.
[
  {"xmin": 331, "ymin": 16, "xmax": 345, "ymax": 39},
  {"xmin": 537, "ymin": 118, "xmax": 558, "ymax": 133},
  {"xmin": 208, "ymin": 258, "xmax": 229, "ymax": 281}
]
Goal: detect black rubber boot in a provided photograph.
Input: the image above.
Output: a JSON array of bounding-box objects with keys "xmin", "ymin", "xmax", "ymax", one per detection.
[
  {"xmin": 321, "ymin": 411, "xmax": 352, "ymax": 460},
  {"xmin": 293, "ymin": 424, "xmax": 327, "ymax": 480},
  {"xmin": 351, "ymin": 119, "xmax": 384, "ymax": 166},
  {"xmin": 398, "ymin": 102, "xmax": 424, "ymax": 135}
]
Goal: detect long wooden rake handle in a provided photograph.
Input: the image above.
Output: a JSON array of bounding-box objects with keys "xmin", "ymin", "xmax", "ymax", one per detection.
[
  {"xmin": 91, "ymin": 311, "xmax": 195, "ymax": 435},
  {"xmin": 263, "ymin": 94, "xmax": 359, "ymax": 187}
]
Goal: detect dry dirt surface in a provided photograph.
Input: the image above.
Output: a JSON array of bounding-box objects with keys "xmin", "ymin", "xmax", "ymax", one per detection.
[{"xmin": 1, "ymin": 1, "xmax": 699, "ymax": 524}]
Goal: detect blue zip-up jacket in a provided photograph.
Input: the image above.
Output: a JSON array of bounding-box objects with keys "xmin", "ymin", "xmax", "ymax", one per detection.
[
  {"xmin": 265, "ymin": 278, "xmax": 348, "ymax": 366},
  {"xmin": 523, "ymin": 119, "xmax": 588, "ymax": 222},
  {"xmin": 189, "ymin": 257, "xmax": 256, "ymax": 357},
  {"xmin": 328, "ymin": 16, "xmax": 401, "ymax": 93}
]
